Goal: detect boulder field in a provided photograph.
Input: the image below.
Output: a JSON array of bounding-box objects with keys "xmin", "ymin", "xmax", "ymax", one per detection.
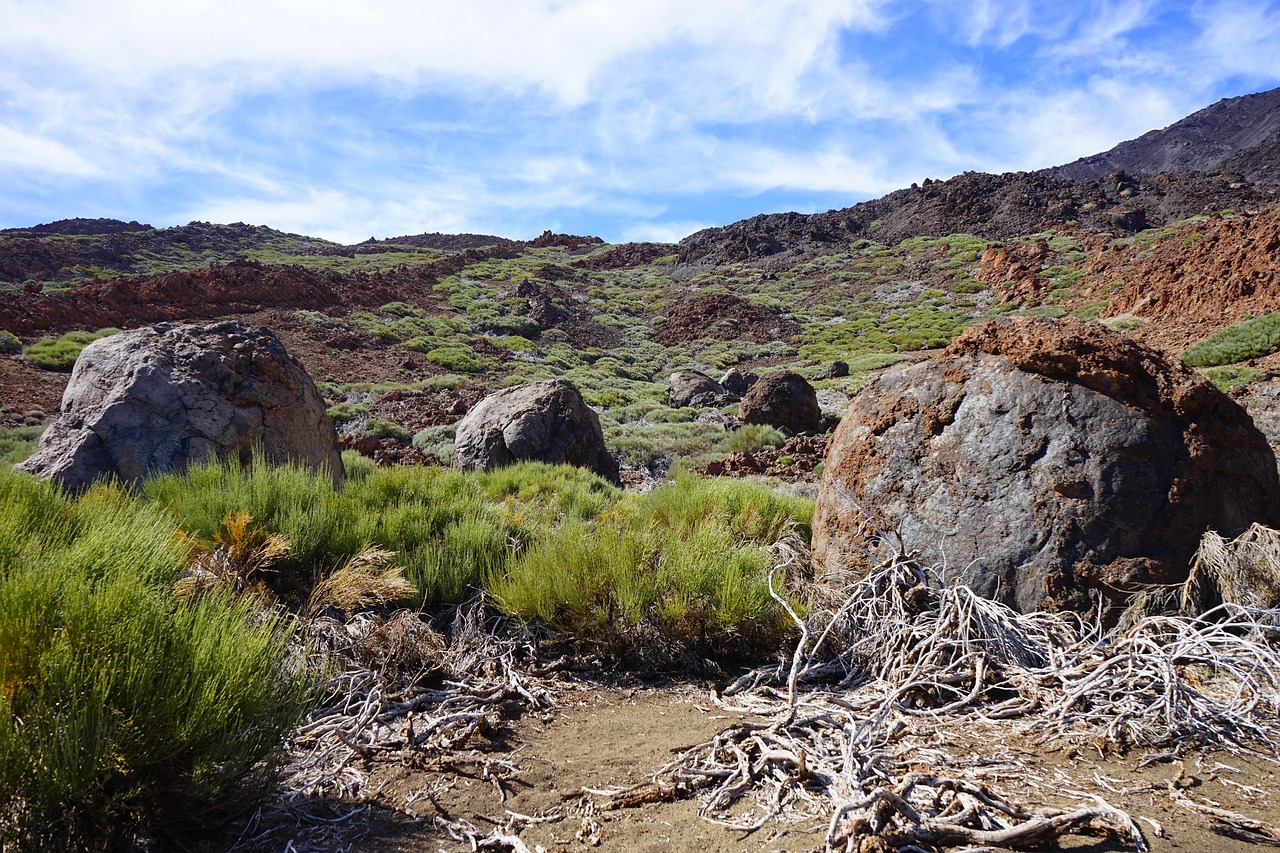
[{"xmin": 812, "ymin": 316, "xmax": 1280, "ymax": 613}]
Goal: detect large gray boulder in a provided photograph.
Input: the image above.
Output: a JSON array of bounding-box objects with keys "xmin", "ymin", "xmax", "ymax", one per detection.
[
  {"xmin": 812, "ymin": 317, "xmax": 1280, "ymax": 613},
  {"xmin": 453, "ymin": 379, "xmax": 619, "ymax": 483},
  {"xmin": 739, "ymin": 371, "xmax": 820, "ymax": 435},
  {"xmin": 667, "ymin": 369, "xmax": 729, "ymax": 408},
  {"xmin": 16, "ymin": 321, "xmax": 343, "ymax": 491}
]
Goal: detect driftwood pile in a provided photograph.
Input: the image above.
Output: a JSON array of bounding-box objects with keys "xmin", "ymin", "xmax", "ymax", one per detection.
[{"xmin": 599, "ymin": 536, "xmax": 1280, "ymax": 851}]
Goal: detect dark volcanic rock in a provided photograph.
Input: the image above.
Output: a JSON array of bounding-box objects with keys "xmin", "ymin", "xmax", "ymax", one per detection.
[
  {"xmin": 1045, "ymin": 88, "xmax": 1280, "ymax": 184},
  {"xmin": 739, "ymin": 372, "xmax": 820, "ymax": 435},
  {"xmin": 16, "ymin": 321, "xmax": 343, "ymax": 492},
  {"xmin": 453, "ymin": 378, "xmax": 619, "ymax": 483},
  {"xmin": 720, "ymin": 367, "xmax": 758, "ymax": 397},
  {"xmin": 812, "ymin": 317, "xmax": 1280, "ymax": 613}
]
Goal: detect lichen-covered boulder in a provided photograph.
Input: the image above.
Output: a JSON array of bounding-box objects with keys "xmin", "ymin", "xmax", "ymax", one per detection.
[
  {"xmin": 812, "ymin": 317, "xmax": 1280, "ymax": 613},
  {"xmin": 453, "ymin": 378, "xmax": 619, "ymax": 483},
  {"xmin": 16, "ymin": 321, "xmax": 343, "ymax": 491},
  {"xmin": 739, "ymin": 371, "xmax": 820, "ymax": 435}
]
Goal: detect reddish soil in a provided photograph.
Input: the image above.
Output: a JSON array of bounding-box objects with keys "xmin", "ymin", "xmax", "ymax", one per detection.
[
  {"xmin": 698, "ymin": 435, "xmax": 830, "ymax": 482},
  {"xmin": 655, "ymin": 292, "xmax": 800, "ymax": 346},
  {"xmin": 0, "ymin": 357, "xmax": 64, "ymax": 427}
]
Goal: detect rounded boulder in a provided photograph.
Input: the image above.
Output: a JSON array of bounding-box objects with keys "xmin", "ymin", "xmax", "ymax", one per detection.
[
  {"xmin": 739, "ymin": 371, "xmax": 820, "ymax": 435},
  {"xmin": 453, "ymin": 378, "xmax": 619, "ymax": 483},
  {"xmin": 16, "ymin": 321, "xmax": 343, "ymax": 491},
  {"xmin": 812, "ymin": 316, "xmax": 1280, "ymax": 613}
]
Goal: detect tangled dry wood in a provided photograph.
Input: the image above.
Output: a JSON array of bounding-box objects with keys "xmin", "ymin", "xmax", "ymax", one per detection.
[
  {"xmin": 230, "ymin": 598, "xmax": 558, "ymax": 852},
  {"xmin": 599, "ymin": 540, "xmax": 1280, "ymax": 852}
]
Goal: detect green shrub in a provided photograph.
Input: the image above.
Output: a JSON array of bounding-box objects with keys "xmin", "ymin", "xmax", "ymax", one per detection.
[
  {"xmin": 412, "ymin": 425, "xmax": 456, "ymax": 463},
  {"xmin": 722, "ymin": 423, "xmax": 785, "ymax": 453},
  {"xmin": 426, "ymin": 346, "xmax": 495, "ymax": 373},
  {"xmin": 1183, "ymin": 313, "xmax": 1280, "ymax": 367},
  {"xmin": 0, "ymin": 425, "xmax": 44, "ymax": 467},
  {"xmin": 326, "ymin": 401, "xmax": 368, "ymax": 424},
  {"xmin": 23, "ymin": 328, "xmax": 120, "ymax": 372},
  {"xmin": 364, "ymin": 418, "xmax": 411, "ymax": 443},
  {"xmin": 0, "ymin": 470, "xmax": 310, "ymax": 849},
  {"xmin": 490, "ymin": 474, "xmax": 811, "ymax": 663},
  {"xmin": 0, "ymin": 330, "xmax": 21, "ymax": 355},
  {"xmin": 145, "ymin": 457, "xmax": 519, "ymax": 607},
  {"xmin": 1201, "ymin": 365, "xmax": 1261, "ymax": 391}
]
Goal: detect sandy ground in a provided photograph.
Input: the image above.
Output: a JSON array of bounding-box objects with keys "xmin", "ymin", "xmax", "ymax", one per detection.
[{"xmin": 235, "ymin": 679, "xmax": 1280, "ymax": 853}]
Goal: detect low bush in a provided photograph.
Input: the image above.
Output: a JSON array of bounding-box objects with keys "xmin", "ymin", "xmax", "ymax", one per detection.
[
  {"xmin": 23, "ymin": 328, "xmax": 121, "ymax": 372},
  {"xmin": 0, "ymin": 470, "xmax": 310, "ymax": 849},
  {"xmin": 426, "ymin": 346, "xmax": 496, "ymax": 373},
  {"xmin": 412, "ymin": 424, "xmax": 456, "ymax": 463},
  {"xmin": 326, "ymin": 401, "xmax": 368, "ymax": 424},
  {"xmin": 0, "ymin": 424, "xmax": 44, "ymax": 467},
  {"xmin": 0, "ymin": 330, "xmax": 21, "ymax": 355},
  {"xmin": 490, "ymin": 474, "xmax": 812, "ymax": 663},
  {"xmin": 722, "ymin": 423, "xmax": 785, "ymax": 453},
  {"xmin": 1183, "ymin": 313, "xmax": 1280, "ymax": 367},
  {"xmin": 364, "ymin": 418, "xmax": 411, "ymax": 443}
]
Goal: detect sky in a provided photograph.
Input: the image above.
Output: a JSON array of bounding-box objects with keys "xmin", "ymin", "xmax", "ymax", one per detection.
[{"xmin": 2, "ymin": 1, "xmax": 1279, "ymax": 245}]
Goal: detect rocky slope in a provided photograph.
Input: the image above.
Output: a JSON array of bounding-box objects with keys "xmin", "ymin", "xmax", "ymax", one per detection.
[
  {"xmin": 678, "ymin": 86, "xmax": 1280, "ymax": 268},
  {"xmin": 1044, "ymin": 87, "xmax": 1280, "ymax": 184}
]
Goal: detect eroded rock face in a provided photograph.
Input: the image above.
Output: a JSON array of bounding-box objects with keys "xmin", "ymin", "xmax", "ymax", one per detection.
[
  {"xmin": 453, "ymin": 378, "xmax": 619, "ymax": 483},
  {"xmin": 16, "ymin": 321, "xmax": 343, "ymax": 491},
  {"xmin": 739, "ymin": 371, "xmax": 820, "ymax": 435},
  {"xmin": 667, "ymin": 369, "xmax": 729, "ymax": 408},
  {"xmin": 812, "ymin": 316, "xmax": 1280, "ymax": 613}
]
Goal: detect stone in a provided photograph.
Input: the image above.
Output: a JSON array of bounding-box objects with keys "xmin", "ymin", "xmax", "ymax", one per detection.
[
  {"xmin": 826, "ymin": 360, "xmax": 850, "ymax": 379},
  {"xmin": 667, "ymin": 369, "xmax": 728, "ymax": 408},
  {"xmin": 16, "ymin": 321, "xmax": 343, "ymax": 491},
  {"xmin": 719, "ymin": 367, "xmax": 758, "ymax": 397},
  {"xmin": 812, "ymin": 316, "xmax": 1280, "ymax": 613},
  {"xmin": 453, "ymin": 378, "xmax": 619, "ymax": 483},
  {"xmin": 739, "ymin": 371, "xmax": 820, "ymax": 435}
]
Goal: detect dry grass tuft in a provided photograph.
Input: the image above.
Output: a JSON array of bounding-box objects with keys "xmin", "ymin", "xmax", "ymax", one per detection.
[
  {"xmin": 305, "ymin": 545, "xmax": 416, "ymax": 617},
  {"xmin": 174, "ymin": 510, "xmax": 289, "ymax": 601}
]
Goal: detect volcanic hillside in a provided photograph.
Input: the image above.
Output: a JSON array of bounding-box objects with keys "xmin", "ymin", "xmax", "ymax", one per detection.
[{"xmin": 4, "ymin": 88, "xmax": 1280, "ymax": 476}]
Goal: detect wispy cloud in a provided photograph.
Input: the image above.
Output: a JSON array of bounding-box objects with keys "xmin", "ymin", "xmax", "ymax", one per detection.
[{"xmin": 0, "ymin": 0, "xmax": 1277, "ymax": 242}]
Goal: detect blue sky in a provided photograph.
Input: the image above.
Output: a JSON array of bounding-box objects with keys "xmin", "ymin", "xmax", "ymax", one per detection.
[{"xmin": 2, "ymin": 1, "xmax": 1279, "ymax": 244}]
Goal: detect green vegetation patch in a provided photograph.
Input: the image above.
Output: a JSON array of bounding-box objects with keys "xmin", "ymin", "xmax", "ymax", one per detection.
[
  {"xmin": 1183, "ymin": 313, "xmax": 1280, "ymax": 367},
  {"xmin": 490, "ymin": 473, "xmax": 811, "ymax": 663},
  {"xmin": 23, "ymin": 328, "xmax": 121, "ymax": 372},
  {"xmin": 1201, "ymin": 365, "xmax": 1261, "ymax": 392},
  {"xmin": 0, "ymin": 470, "xmax": 310, "ymax": 849},
  {"xmin": 0, "ymin": 425, "xmax": 44, "ymax": 468},
  {"xmin": 0, "ymin": 330, "xmax": 21, "ymax": 355}
]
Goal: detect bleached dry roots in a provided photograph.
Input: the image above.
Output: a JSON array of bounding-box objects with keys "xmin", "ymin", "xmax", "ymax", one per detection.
[
  {"xmin": 605, "ymin": 551, "xmax": 1280, "ymax": 852},
  {"xmin": 233, "ymin": 597, "xmax": 554, "ymax": 852}
]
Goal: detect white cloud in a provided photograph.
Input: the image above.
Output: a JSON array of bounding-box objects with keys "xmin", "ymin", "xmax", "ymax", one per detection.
[
  {"xmin": 1193, "ymin": 0, "xmax": 1280, "ymax": 78},
  {"xmin": 0, "ymin": 125, "xmax": 100, "ymax": 176},
  {"xmin": 619, "ymin": 220, "xmax": 712, "ymax": 243}
]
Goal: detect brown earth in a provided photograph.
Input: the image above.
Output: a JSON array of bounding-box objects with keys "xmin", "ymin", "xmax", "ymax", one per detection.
[
  {"xmin": 233, "ymin": 680, "xmax": 1280, "ymax": 853},
  {"xmin": 655, "ymin": 292, "xmax": 801, "ymax": 346}
]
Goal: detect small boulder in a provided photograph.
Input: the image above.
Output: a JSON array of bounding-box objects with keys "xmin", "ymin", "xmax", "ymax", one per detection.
[
  {"xmin": 16, "ymin": 321, "xmax": 343, "ymax": 491},
  {"xmin": 667, "ymin": 369, "xmax": 728, "ymax": 408},
  {"xmin": 826, "ymin": 360, "xmax": 850, "ymax": 379},
  {"xmin": 453, "ymin": 379, "xmax": 619, "ymax": 483},
  {"xmin": 720, "ymin": 367, "xmax": 758, "ymax": 397},
  {"xmin": 739, "ymin": 371, "xmax": 820, "ymax": 435},
  {"xmin": 812, "ymin": 317, "xmax": 1280, "ymax": 613}
]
